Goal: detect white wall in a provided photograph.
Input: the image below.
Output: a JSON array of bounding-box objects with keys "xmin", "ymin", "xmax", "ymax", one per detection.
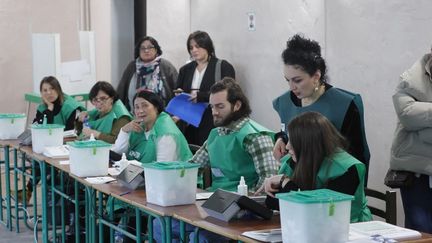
[
  {"xmin": 0, "ymin": 0, "xmax": 81, "ymax": 113},
  {"xmin": 326, "ymin": 0, "xmax": 432, "ymax": 226},
  {"xmin": 189, "ymin": 0, "xmax": 325, "ymax": 130},
  {"xmin": 147, "ymin": 0, "xmax": 191, "ymax": 70},
  {"xmin": 111, "ymin": 0, "xmax": 134, "ymax": 88}
]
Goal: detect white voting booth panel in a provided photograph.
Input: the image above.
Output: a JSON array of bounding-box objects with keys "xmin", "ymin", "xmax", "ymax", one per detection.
[
  {"xmin": 32, "ymin": 33, "xmax": 61, "ymax": 94},
  {"xmin": 31, "ymin": 31, "xmax": 96, "ymax": 95}
]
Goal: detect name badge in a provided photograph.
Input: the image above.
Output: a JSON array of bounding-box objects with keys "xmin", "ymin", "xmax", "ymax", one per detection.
[{"xmin": 211, "ymin": 168, "xmax": 225, "ymax": 177}]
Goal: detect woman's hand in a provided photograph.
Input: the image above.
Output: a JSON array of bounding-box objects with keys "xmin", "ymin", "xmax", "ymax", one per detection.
[
  {"xmin": 173, "ymin": 88, "xmax": 184, "ymax": 96},
  {"xmin": 171, "ymin": 116, "xmax": 180, "ymax": 123},
  {"xmin": 273, "ymin": 138, "xmax": 287, "ymax": 161},
  {"xmin": 255, "ymin": 175, "xmax": 284, "ymax": 197},
  {"xmin": 78, "ymin": 111, "xmax": 89, "ymax": 122},
  {"xmin": 122, "ymin": 120, "xmax": 144, "ymax": 133},
  {"xmin": 82, "ymin": 127, "xmax": 100, "ymax": 139},
  {"xmin": 189, "ymin": 92, "xmax": 197, "ymax": 103},
  {"xmin": 42, "ymin": 96, "xmax": 54, "ymax": 111}
]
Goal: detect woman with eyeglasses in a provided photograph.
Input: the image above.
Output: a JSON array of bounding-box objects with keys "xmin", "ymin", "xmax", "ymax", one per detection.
[
  {"xmin": 258, "ymin": 112, "xmax": 372, "ymax": 223},
  {"xmin": 272, "ymin": 34, "xmax": 370, "ymax": 183},
  {"xmin": 174, "ymin": 30, "xmax": 235, "ymax": 146},
  {"xmin": 117, "ymin": 36, "xmax": 178, "ymax": 111},
  {"xmin": 78, "ymin": 81, "xmax": 132, "ymax": 143}
]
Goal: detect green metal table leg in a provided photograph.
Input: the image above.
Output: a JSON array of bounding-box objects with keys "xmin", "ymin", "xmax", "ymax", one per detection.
[
  {"xmin": 40, "ymin": 160, "xmax": 49, "ymax": 243},
  {"xmin": 147, "ymin": 215, "xmax": 153, "ymax": 242},
  {"xmin": 136, "ymin": 208, "xmax": 142, "ymax": 242},
  {"xmin": 75, "ymin": 180, "xmax": 80, "ymax": 243},
  {"xmin": 4, "ymin": 145, "xmax": 12, "ymax": 230},
  {"xmin": 98, "ymin": 191, "xmax": 104, "ymax": 243},
  {"xmin": 164, "ymin": 216, "xmax": 172, "ymax": 243},
  {"xmin": 13, "ymin": 148, "xmax": 20, "ymax": 232},
  {"xmin": 50, "ymin": 165, "xmax": 57, "ymax": 242},
  {"xmin": 180, "ymin": 220, "xmax": 186, "ymax": 242}
]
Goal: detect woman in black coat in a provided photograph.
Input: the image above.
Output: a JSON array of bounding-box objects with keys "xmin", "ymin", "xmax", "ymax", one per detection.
[{"xmin": 175, "ymin": 31, "xmax": 235, "ymax": 145}]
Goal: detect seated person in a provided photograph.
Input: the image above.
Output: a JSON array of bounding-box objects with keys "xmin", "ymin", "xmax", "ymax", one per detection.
[
  {"xmin": 14, "ymin": 76, "xmax": 85, "ymax": 203},
  {"xmin": 112, "ymin": 90, "xmax": 192, "ymax": 163},
  {"xmin": 153, "ymin": 77, "xmax": 279, "ymax": 242},
  {"xmin": 258, "ymin": 111, "xmax": 372, "ymax": 223},
  {"xmin": 77, "ymin": 81, "xmax": 132, "ymax": 143},
  {"xmin": 105, "ymin": 91, "xmax": 192, "ymax": 242}
]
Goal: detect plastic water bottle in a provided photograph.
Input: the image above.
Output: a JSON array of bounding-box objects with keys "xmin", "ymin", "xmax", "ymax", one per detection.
[
  {"xmin": 237, "ymin": 176, "xmax": 248, "ymax": 196},
  {"xmin": 114, "ymin": 230, "xmax": 124, "ymax": 243},
  {"xmin": 114, "ymin": 224, "xmax": 124, "ymax": 243}
]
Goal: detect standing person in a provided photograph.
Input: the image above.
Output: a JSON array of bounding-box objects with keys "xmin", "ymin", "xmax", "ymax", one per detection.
[
  {"xmin": 258, "ymin": 112, "xmax": 372, "ymax": 223},
  {"xmin": 77, "ymin": 81, "xmax": 132, "ymax": 143},
  {"xmin": 117, "ymin": 36, "xmax": 178, "ymax": 110},
  {"xmin": 272, "ymin": 34, "xmax": 370, "ymax": 181},
  {"xmin": 175, "ymin": 30, "xmax": 235, "ymax": 146},
  {"xmin": 390, "ymin": 47, "xmax": 432, "ymax": 233}
]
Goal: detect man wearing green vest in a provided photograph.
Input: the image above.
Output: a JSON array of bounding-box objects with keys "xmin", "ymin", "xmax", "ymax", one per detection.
[
  {"xmin": 153, "ymin": 77, "xmax": 279, "ymax": 243},
  {"xmin": 191, "ymin": 77, "xmax": 278, "ymax": 192}
]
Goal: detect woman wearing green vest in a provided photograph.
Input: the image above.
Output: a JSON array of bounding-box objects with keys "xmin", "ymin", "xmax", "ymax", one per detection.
[
  {"xmin": 272, "ymin": 34, "xmax": 370, "ymax": 183},
  {"xmin": 77, "ymin": 81, "xmax": 132, "ymax": 143},
  {"xmin": 14, "ymin": 76, "xmax": 85, "ymax": 204},
  {"xmin": 258, "ymin": 112, "xmax": 371, "ymax": 223},
  {"xmin": 112, "ymin": 90, "xmax": 192, "ymax": 163},
  {"xmin": 34, "ymin": 76, "xmax": 85, "ymax": 129},
  {"xmin": 105, "ymin": 91, "xmax": 192, "ymax": 242}
]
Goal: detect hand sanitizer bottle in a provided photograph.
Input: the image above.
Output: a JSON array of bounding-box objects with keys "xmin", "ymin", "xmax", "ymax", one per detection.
[
  {"xmin": 119, "ymin": 153, "xmax": 128, "ymax": 171},
  {"xmin": 237, "ymin": 176, "xmax": 248, "ymax": 196}
]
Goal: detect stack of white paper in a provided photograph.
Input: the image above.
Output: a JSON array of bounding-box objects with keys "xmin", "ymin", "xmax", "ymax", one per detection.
[{"xmin": 43, "ymin": 145, "xmax": 70, "ymax": 158}]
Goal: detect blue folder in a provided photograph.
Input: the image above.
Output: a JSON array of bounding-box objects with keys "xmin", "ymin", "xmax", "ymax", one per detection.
[{"xmin": 165, "ymin": 93, "xmax": 208, "ymax": 127}]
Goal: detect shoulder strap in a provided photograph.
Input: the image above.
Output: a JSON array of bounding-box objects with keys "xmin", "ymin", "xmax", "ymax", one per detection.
[{"xmin": 215, "ymin": 59, "xmax": 222, "ymax": 82}]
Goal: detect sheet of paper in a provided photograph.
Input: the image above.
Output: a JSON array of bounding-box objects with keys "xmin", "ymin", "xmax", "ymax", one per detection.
[
  {"xmin": 85, "ymin": 176, "xmax": 116, "ymax": 184},
  {"xmin": 196, "ymin": 192, "xmax": 214, "ymax": 200},
  {"xmin": 59, "ymin": 160, "xmax": 70, "ymax": 165}
]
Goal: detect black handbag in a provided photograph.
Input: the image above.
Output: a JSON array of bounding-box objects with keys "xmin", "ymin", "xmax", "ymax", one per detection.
[{"xmin": 384, "ymin": 169, "xmax": 415, "ymax": 188}]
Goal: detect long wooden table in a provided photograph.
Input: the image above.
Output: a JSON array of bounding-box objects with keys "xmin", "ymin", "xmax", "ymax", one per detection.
[{"xmin": 1, "ymin": 139, "xmax": 432, "ymax": 243}]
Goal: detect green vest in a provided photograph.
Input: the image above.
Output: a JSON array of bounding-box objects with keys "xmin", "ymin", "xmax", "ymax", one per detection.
[
  {"xmin": 108, "ymin": 112, "xmax": 193, "ymax": 212},
  {"xmin": 206, "ymin": 119, "xmax": 274, "ymax": 192},
  {"xmin": 272, "ymin": 88, "xmax": 370, "ymax": 164},
  {"xmin": 37, "ymin": 94, "xmax": 85, "ymax": 125},
  {"xmin": 87, "ymin": 100, "xmax": 132, "ymax": 133},
  {"xmin": 127, "ymin": 112, "xmax": 192, "ymax": 164},
  {"xmin": 279, "ymin": 151, "xmax": 372, "ymax": 223}
]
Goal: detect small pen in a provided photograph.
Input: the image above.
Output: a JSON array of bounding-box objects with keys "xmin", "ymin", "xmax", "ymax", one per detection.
[{"xmin": 119, "ymin": 191, "xmax": 131, "ymax": 196}]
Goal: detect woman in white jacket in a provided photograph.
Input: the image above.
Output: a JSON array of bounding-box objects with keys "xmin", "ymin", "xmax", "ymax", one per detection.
[{"xmin": 390, "ymin": 48, "xmax": 432, "ymax": 233}]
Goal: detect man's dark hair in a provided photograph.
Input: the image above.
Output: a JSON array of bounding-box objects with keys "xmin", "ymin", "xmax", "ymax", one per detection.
[{"xmin": 210, "ymin": 77, "xmax": 251, "ymax": 120}]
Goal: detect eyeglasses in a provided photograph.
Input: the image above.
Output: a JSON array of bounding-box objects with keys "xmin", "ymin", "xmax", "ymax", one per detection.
[
  {"xmin": 140, "ymin": 46, "xmax": 155, "ymax": 52},
  {"xmin": 91, "ymin": 96, "xmax": 111, "ymax": 104}
]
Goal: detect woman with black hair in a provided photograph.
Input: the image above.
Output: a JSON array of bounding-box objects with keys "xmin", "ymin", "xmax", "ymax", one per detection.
[
  {"xmin": 174, "ymin": 30, "xmax": 235, "ymax": 146},
  {"xmin": 78, "ymin": 81, "xmax": 132, "ymax": 143},
  {"xmin": 117, "ymin": 36, "xmax": 178, "ymax": 110},
  {"xmin": 112, "ymin": 90, "xmax": 192, "ymax": 163},
  {"xmin": 258, "ymin": 112, "xmax": 372, "ymax": 223},
  {"xmin": 272, "ymin": 34, "xmax": 370, "ymax": 181}
]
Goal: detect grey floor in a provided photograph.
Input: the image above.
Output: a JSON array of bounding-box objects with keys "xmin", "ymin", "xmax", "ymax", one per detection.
[{"xmin": 1, "ymin": 161, "xmax": 42, "ymax": 243}]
